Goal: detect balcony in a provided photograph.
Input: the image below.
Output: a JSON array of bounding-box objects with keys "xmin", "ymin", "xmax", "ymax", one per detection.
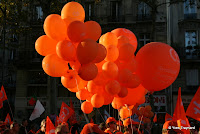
[
  {"xmin": 137, "ymin": 14, "xmax": 152, "ymax": 21},
  {"xmin": 184, "ymin": 13, "xmax": 197, "ymax": 20},
  {"xmin": 174, "ymin": 46, "xmax": 200, "ymax": 61}
]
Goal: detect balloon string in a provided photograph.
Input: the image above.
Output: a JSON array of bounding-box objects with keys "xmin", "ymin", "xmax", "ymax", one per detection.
[
  {"xmin": 96, "ymin": 108, "xmax": 106, "ymax": 123},
  {"xmin": 74, "ymin": 77, "xmax": 93, "ymax": 133},
  {"xmin": 138, "ymin": 115, "xmax": 143, "ymax": 132},
  {"xmin": 117, "ymin": 109, "xmax": 122, "ymax": 132}
]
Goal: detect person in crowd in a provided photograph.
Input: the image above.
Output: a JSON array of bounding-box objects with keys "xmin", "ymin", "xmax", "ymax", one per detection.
[
  {"xmin": 19, "ymin": 119, "xmax": 28, "ymax": 134},
  {"xmin": 3, "ymin": 129, "xmax": 12, "ymax": 134},
  {"xmin": 104, "ymin": 117, "xmax": 117, "ymax": 134},
  {"xmin": 36, "ymin": 119, "xmax": 46, "ymax": 134},
  {"xmin": 55, "ymin": 124, "xmax": 70, "ymax": 134},
  {"xmin": 113, "ymin": 121, "xmax": 123, "ymax": 134},
  {"xmin": 162, "ymin": 121, "xmax": 177, "ymax": 134},
  {"xmin": 99, "ymin": 123, "xmax": 106, "ymax": 131},
  {"xmin": 123, "ymin": 118, "xmax": 140, "ymax": 134},
  {"xmin": 70, "ymin": 122, "xmax": 81, "ymax": 134},
  {"xmin": 81, "ymin": 123, "xmax": 106, "ymax": 134},
  {"xmin": 10, "ymin": 122, "xmax": 20, "ymax": 134}
]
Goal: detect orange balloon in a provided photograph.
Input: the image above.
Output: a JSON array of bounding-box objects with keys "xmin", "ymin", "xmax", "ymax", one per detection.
[
  {"xmin": 61, "ymin": 2, "xmax": 85, "ymax": 22},
  {"xmin": 111, "ymin": 28, "xmax": 137, "ymax": 52},
  {"xmin": 145, "ymin": 105, "xmax": 152, "ymax": 112},
  {"xmin": 117, "ymin": 69, "xmax": 133, "ymax": 84},
  {"xmin": 105, "ymin": 45, "xmax": 119, "ymax": 62},
  {"xmin": 69, "ymin": 59, "xmax": 81, "ymax": 71},
  {"xmin": 76, "ymin": 89, "xmax": 90, "ymax": 100},
  {"xmin": 148, "ymin": 111, "xmax": 154, "ymax": 118},
  {"xmin": 67, "ymin": 21, "xmax": 87, "ymax": 42},
  {"xmin": 112, "ymin": 84, "xmax": 146, "ymax": 106},
  {"xmin": 61, "ymin": 70, "xmax": 80, "ymax": 89},
  {"xmin": 93, "ymin": 44, "xmax": 107, "ymax": 63},
  {"xmin": 93, "ymin": 72, "xmax": 109, "ymax": 86},
  {"xmin": 76, "ymin": 39, "xmax": 99, "ymax": 64},
  {"xmin": 117, "ymin": 35, "xmax": 129, "ymax": 48},
  {"xmin": 139, "ymin": 107, "xmax": 145, "ymax": 114},
  {"xmin": 95, "ymin": 60, "xmax": 106, "ymax": 72},
  {"xmin": 42, "ymin": 54, "xmax": 69, "ymax": 77},
  {"xmin": 143, "ymin": 118, "xmax": 151, "ymax": 123},
  {"xmin": 102, "ymin": 61, "xmax": 118, "ymax": 79},
  {"xmin": 66, "ymin": 76, "xmax": 88, "ymax": 92},
  {"xmin": 103, "ymin": 91, "xmax": 114, "ymax": 105},
  {"xmin": 118, "ymin": 43, "xmax": 135, "ymax": 61},
  {"xmin": 86, "ymin": 92, "xmax": 93, "ymax": 102},
  {"xmin": 85, "ymin": 21, "xmax": 102, "ymax": 41},
  {"xmin": 136, "ymin": 42, "xmax": 180, "ymax": 91},
  {"xmin": 91, "ymin": 94, "xmax": 104, "ymax": 108},
  {"xmin": 117, "ymin": 86, "xmax": 128, "ymax": 98},
  {"xmin": 87, "ymin": 81, "xmax": 104, "ymax": 95},
  {"xmin": 111, "ymin": 100, "xmax": 123, "ymax": 110},
  {"xmin": 105, "ymin": 80, "xmax": 121, "ymax": 95},
  {"xmin": 56, "ymin": 40, "xmax": 76, "ymax": 61},
  {"xmin": 136, "ymin": 111, "xmax": 143, "ymax": 117},
  {"xmin": 78, "ymin": 63, "xmax": 98, "ymax": 81},
  {"xmin": 124, "ymin": 74, "xmax": 140, "ymax": 88},
  {"xmin": 44, "ymin": 14, "xmax": 67, "ymax": 41},
  {"xmin": 143, "ymin": 112, "xmax": 149, "ymax": 117},
  {"xmin": 119, "ymin": 107, "xmax": 132, "ymax": 119},
  {"xmin": 35, "ymin": 35, "xmax": 58, "ymax": 56},
  {"xmin": 81, "ymin": 101, "xmax": 93, "ymax": 114},
  {"xmin": 125, "ymin": 58, "xmax": 137, "ymax": 73},
  {"xmin": 137, "ymin": 95, "xmax": 145, "ymax": 105},
  {"xmin": 99, "ymin": 32, "xmax": 118, "ymax": 47}
]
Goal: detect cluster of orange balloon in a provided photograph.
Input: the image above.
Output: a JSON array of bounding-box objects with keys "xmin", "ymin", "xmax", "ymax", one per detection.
[{"xmin": 35, "ymin": 1, "xmax": 181, "ymax": 114}]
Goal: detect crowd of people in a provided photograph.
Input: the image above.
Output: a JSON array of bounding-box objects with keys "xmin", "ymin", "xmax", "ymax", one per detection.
[{"xmin": 0, "ymin": 117, "xmax": 199, "ymax": 134}]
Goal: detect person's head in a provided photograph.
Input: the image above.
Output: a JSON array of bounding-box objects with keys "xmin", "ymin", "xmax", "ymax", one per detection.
[
  {"xmin": 162, "ymin": 128, "xmax": 168, "ymax": 134},
  {"xmin": 40, "ymin": 119, "xmax": 46, "ymax": 132},
  {"xmin": 106, "ymin": 117, "xmax": 117, "ymax": 130},
  {"xmin": 55, "ymin": 124, "xmax": 69, "ymax": 134},
  {"xmin": 10, "ymin": 122, "xmax": 20, "ymax": 133},
  {"xmin": 22, "ymin": 119, "xmax": 28, "ymax": 127},
  {"xmin": 99, "ymin": 123, "xmax": 106, "ymax": 131}
]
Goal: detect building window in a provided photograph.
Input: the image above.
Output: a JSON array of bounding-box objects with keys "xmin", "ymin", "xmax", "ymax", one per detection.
[
  {"xmin": 28, "ymin": 71, "xmax": 47, "ymax": 84},
  {"xmin": 185, "ymin": 31, "xmax": 197, "ymax": 53},
  {"xmin": 184, "ymin": 0, "xmax": 197, "ymax": 19},
  {"xmin": 35, "ymin": 6, "xmax": 43, "ymax": 20},
  {"xmin": 27, "ymin": 86, "xmax": 47, "ymax": 97},
  {"xmin": 85, "ymin": 2, "xmax": 94, "ymax": 21},
  {"xmin": 139, "ymin": 33, "xmax": 151, "ymax": 46},
  {"xmin": 186, "ymin": 69, "xmax": 199, "ymax": 86},
  {"xmin": 137, "ymin": 2, "xmax": 151, "ymax": 20},
  {"xmin": 110, "ymin": 1, "xmax": 120, "ymax": 22}
]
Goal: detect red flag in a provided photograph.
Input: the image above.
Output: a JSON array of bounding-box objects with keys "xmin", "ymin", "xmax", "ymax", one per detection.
[
  {"xmin": 172, "ymin": 87, "xmax": 190, "ymax": 134},
  {"xmin": 153, "ymin": 113, "xmax": 157, "ymax": 123},
  {"xmin": 58, "ymin": 102, "xmax": 74, "ymax": 123},
  {"xmin": 4, "ymin": 113, "xmax": 12, "ymax": 125},
  {"xmin": 90, "ymin": 118, "xmax": 94, "ymax": 123},
  {"xmin": 186, "ymin": 86, "xmax": 200, "ymax": 121},
  {"xmin": 165, "ymin": 113, "xmax": 172, "ymax": 122},
  {"xmin": 0, "ymin": 86, "xmax": 7, "ymax": 102},
  {"xmin": 55, "ymin": 116, "xmax": 59, "ymax": 127},
  {"xmin": 46, "ymin": 116, "xmax": 55, "ymax": 134},
  {"xmin": 69, "ymin": 98, "xmax": 77, "ymax": 125}
]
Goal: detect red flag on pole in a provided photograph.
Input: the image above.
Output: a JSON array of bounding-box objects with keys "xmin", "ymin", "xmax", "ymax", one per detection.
[
  {"xmin": 55, "ymin": 116, "xmax": 59, "ymax": 127},
  {"xmin": 186, "ymin": 86, "xmax": 200, "ymax": 122},
  {"xmin": 0, "ymin": 86, "xmax": 7, "ymax": 102},
  {"xmin": 69, "ymin": 98, "xmax": 77, "ymax": 125},
  {"xmin": 58, "ymin": 102, "xmax": 74, "ymax": 123},
  {"xmin": 46, "ymin": 116, "xmax": 55, "ymax": 134},
  {"xmin": 90, "ymin": 118, "xmax": 94, "ymax": 123},
  {"xmin": 153, "ymin": 113, "xmax": 157, "ymax": 123},
  {"xmin": 4, "ymin": 113, "xmax": 12, "ymax": 125},
  {"xmin": 172, "ymin": 87, "xmax": 190, "ymax": 134},
  {"xmin": 165, "ymin": 113, "xmax": 172, "ymax": 122}
]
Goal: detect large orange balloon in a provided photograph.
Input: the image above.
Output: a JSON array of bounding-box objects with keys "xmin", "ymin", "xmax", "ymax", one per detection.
[
  {"xmin": 44, "ymin": 14, "xmax": 67, "ymax": 41},
  {"xmin": 99, "ymin": 32, "xmax": 118, "ymax": 47},
  {"xmin": 113, "ymin": 84, "xmax": 146, "ymax": 106},
  {"xmin": 117, "ymin": 35, "xmax": 129, "ymax": 48},
  {"xmin": 136, "ymin": 42, "xmax": 180, "ymax": 91},
  {"xmin": 81, "ymin": 101, "xmax": 93, "ymax": 114},
  {"xmin": 67, "ymin": 21, "xmax": 87, "ymax": 42},
  {"xmin": 118, "ymin": 43, "xmax": 135, "ymax": 61},
  {"xmin": 91, "ymin": 94, "xmax": 104, "ymax": 108},
  {"xmin": 61, "ymin": 70, "xmax": 80, "ymax": 89},
  {"xmin": 105, "ymin": 80, "xmax": 121, "ymax": 95},
  {"xmin": 95, "ymin": 60, "xmax": 106, "ymax": 72},
  {"xmin": 145, "ymin": 105, "xmax": 152, "ymax": 112},
  {"xmin": 105, "ymin": 45, "xmax": 119, "ymax": 62},
  {"xmin": 124, "ymin": 74, "xmax": 140, "ymax": 88},
  {"xmin": 111, "ymin": 100, "xmax": 123, "ymax": 110},
  {"xmin": 111, "ymin": 28, "xmax": 137, "ymax": 52},
  {"xmin": 117, "ymin": 86, "xmax": 128, "ymax": 98},
  {"xmin": 103, "ymin": 90, "xmax": 114, "ymax": 105},
  {"xmin": 78, "ymin": 63, "xmax": 98, "ymax": 81},
  {"xmin": 87, "ymin": 81, "xmax": 104, "ymax": 95},
  {"xmin": 69, "ymin": 59, "xmax": 81, "ymax": 71},
  {"xmin": 56, "ymin": 40, "xmax": 76, "ymax": 61},
  {"xmin": 85, "ymin": 21, "xmax": 102, "ymax": 41},
  {"xmin": 93, "ymin": 44, "xmax": 107, "ymax": 63},
  {"xmin": 119, "ymin": 107, "xmax": 132, "ymax": 119},
  {"xmin": 76, "ymin": 89, "xmax": 90, "ymax": 100},
  {"xmin": 102, "ymin": 61, "xmax": 118, "ymax": 79},
  {"xmin": 35, "ymin": 35, "xmax": 58, "ymax": 56},
  {"xmin": 117, "ymin": 69, "xmax": 133, "ymax": 84},
  {"xmin": 137, "ymin": 95, "xmax": 145, "ymax": 105},
  {"xmin": 61, "ymin": 1, "xmax": 85, "ymax": 22},
  {"xmin": 76, "ymin": 39, "xmax": 99, "ymax": 64},
  {"xmin": 42, "ymin": 54, "xmax": 69, "ymax": 77},
  {"xmin": 92, "ymin": 72, "xmax": 109, "ymax": 86}
]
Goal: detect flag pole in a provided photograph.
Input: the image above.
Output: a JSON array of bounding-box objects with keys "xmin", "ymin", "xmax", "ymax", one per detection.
[{"xmin": 7, "ymin": 100, "xmax": 14, "ymax": 119}]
